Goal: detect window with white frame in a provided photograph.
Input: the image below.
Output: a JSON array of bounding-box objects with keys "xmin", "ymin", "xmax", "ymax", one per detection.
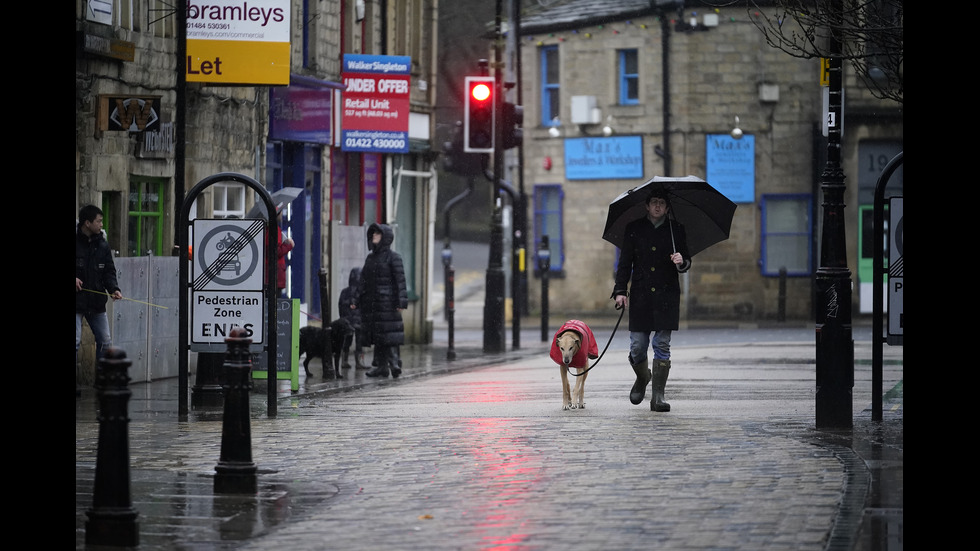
[
  {"xmin": 212, "ymin": 182, "xmax": 246, "ymax": 219},
  {"xmin": 619, "ymin": 49, "xmax": 639, "ymax": 105},
  {"xmin": 760, "ymin": 194, "xmax": 812, "ymax": 276}
]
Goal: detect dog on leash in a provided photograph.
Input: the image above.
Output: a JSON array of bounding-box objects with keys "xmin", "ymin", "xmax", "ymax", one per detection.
[
  {"xmin": 550, "ymin": 320, "xmax": 599, "ymax": 410},
  {"xmin": 299, "ymin": 325, "xmax": 330, "ymax": 378},
  {"xmin": 298, "ymin": 319, "xmax": 355, "ymax": 379}
]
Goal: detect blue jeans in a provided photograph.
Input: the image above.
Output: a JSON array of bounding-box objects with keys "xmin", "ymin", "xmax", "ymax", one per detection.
[
  {"xmin": 76, "ymin": 311, "xmax": 112, "ymax": 364},
  {"xmin": 629, "ymin": 330, "xmax": 672, "ymax": 364}
]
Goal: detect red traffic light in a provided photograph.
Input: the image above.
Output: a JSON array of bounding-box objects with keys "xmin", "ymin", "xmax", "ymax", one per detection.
[
  {"xmin": 464, "ymin": 76, "xmax": 494, "ymax": 153},
  {"xmin": 471, "ymin": 82, "xmax": 491, "ymax": 103}
]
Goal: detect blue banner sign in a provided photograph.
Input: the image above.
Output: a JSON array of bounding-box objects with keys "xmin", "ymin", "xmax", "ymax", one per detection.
[
  {"xmin": 564, "ymin": 136, "xmax": 643, "ymax": 180},
  {"xmin": 706, "ymin": 134, "xmax": 755, "ymax": 203}
]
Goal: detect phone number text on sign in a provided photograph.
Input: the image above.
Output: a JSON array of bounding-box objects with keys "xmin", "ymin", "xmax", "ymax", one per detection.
[{"xmin": 342, "ymin": 130, "xmax": 408, "ymax": 153}]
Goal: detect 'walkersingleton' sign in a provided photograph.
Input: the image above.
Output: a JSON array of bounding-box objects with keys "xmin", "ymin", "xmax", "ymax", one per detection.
[
  {"xmin": 564, "ymin": 136, "xmax": 643, "ymax": 180},
  {"xmin": 341, "ymin": 54, "xmax": 411, "ymax": 154}
]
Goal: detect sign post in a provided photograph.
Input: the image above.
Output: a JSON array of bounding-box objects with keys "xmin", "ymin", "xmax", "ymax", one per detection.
[{"xmin": 179, "ymin": 173, "xmax": 279, "ymax": 417}]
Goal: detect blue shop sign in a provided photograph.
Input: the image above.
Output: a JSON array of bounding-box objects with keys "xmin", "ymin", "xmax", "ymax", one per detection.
[
  {"xmin": 706, "ymin": 134, "xmax": 755, "ymax": 203},
  {"xmin": 564, "ymin": 136, "xmax": 643, "ymax": 180}
]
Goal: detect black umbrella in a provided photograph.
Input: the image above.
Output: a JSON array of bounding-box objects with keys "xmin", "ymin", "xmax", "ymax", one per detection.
[
  {"xmin": 245, "ymin": 187, "xmax": 305, "ymax": 219},
  {"xmin": 602, "ymin": 175, "xmax": 737, "ymax": 257}
]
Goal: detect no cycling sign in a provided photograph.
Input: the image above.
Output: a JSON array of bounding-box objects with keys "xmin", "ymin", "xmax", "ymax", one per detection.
[{"xmin": 191, "ymin": 219, "xmax": 266, "ymax": 344}]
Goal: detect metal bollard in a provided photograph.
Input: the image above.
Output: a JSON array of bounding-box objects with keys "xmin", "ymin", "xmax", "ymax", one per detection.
[
  {"xmin": 778, "ymin": 267, "xmax": 787, "ymax": 323},
  {"xmin": 214, "ymin": 327, "xmax": 258, "ymax": 494},
  {"xmin": 446, "ymin": 263, "xmax": 456, "ymax": 360},
  {"xmin": 538, "ymin": 236, "xmax": 551, "ymax": 342},
  {"xmin": 85, "ymin": 347, "xmax": 140, "ymax": 547}
]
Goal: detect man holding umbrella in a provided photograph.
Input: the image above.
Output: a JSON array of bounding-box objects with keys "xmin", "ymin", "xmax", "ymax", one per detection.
[{"xmin": 611, "ymin": 188, "xmax": 690, "ymax": 412}]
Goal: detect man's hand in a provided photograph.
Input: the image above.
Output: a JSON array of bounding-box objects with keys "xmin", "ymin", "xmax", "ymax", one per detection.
[
  {"xmin": 615, "ymin": 295, "xmax": 628, "ymax": 309},
  {"xmin": 76, "ymin": 278, "xmax": 83, "ymax": 292},
  {"xmin": 670, "ymin": 252, "xmax": 684, "ymax": 265}
]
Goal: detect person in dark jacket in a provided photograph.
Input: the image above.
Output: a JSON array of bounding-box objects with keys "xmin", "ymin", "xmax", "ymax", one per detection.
[
  {"xmin": 76, "ymin": 205, "xmax": 123, "ymax": 395},
  {"xmin": 275, "ymin": 204, "xmax": 294, "ymax": 296},
  {"xmin": 338, "ymin": 267, "xmax": 366, "ymax": 369},
  {"xmin": 612, "ymin": 188, "xmax": 691, "ymax": 412},
  {"xmin": 353, "ymin": 223, "xmax": 407, "ymax": 378}
]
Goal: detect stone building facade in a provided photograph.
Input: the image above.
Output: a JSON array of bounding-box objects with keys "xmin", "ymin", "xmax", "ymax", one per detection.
[
  {"xmin": 76, "ymin": 0, "xmax": 441, "ymax": 378},
  {"xmin": 512, "ymin": 0, "xmax": 903, "ymax": 323}
]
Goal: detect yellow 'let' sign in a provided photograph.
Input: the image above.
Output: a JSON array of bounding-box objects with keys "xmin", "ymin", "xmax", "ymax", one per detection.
[{"xmin": 820, "ymin": 58, "xmax": 830, "ymax": 87}]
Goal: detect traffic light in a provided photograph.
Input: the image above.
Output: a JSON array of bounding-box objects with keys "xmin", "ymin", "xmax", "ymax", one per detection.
[
  {"xmin": 464, "ymin": 76, "xmax": 494, "ymax": 153},
  {"xmin": 501, "ymin": 102, "xmax": 523, "ymax": 150},
  {"xmin": 443, "ymin": 121, "xmax": 483, "ymax": 176}
]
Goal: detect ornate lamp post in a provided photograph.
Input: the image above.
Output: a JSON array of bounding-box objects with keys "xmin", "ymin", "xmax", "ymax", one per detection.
[{"xmin": 815, "ymin": 0, "xmax": 854, "ymax": 429}]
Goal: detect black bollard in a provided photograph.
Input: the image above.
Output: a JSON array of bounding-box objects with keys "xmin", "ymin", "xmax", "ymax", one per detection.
[
  {"xmin": 86, "ymin": 347, "xmax": 140, "ymax": 547},
  {"xmin": 538, "ymin": 236, "xmax": 551, "ymax": 342},
  {"xmin": 214, "ymin": 327, "xmax": 258, "ymax": 494},
  {"xmin": 446, "ymin": 264, "xmax": 456, "ymax": 360},
  {"xmin": 192, "ymin": 352, "xmax": 225, "ymax": 408}
]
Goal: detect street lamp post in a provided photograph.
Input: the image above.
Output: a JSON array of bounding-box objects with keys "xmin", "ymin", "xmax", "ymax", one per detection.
[{"xmin": 815, "ymin": 2, "xmax": 854, "ymax": 428}]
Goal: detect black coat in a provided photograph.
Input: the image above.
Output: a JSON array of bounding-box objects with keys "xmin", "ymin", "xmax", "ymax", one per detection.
[
  {"xmin": 338, "ymin": 267, "xmax": 365, "ymax": 346},
  {"xmin": 355, "ymin": 224, "xmax": 407, "ymax": 347},
  {"xmin": 612, "ymin": 217, "xmax": 691, "ymax": 331},
  {"xmin": 75, "ymin": 227, "xmax": 120, "ymax": 314}
]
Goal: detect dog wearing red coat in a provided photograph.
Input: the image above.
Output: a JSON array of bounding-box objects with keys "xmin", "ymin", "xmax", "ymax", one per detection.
[{"xmin": 550, "ymin": 320, "xmax": 599, "ymax": 410}]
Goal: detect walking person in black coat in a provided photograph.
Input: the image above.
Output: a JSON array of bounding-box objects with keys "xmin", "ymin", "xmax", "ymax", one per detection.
[
  {"xmin": 352, "ymin": 223, "xmax": 408, "ymax": 378},
  {"xmin": 611, "ymin": 188, "xmax": 691, "ymax": 411}
]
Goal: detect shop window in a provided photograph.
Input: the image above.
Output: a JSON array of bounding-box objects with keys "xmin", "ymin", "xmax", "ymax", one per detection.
[{"xmin": 760, "ymin": 194, "xmax": 812, "ymax": 276}]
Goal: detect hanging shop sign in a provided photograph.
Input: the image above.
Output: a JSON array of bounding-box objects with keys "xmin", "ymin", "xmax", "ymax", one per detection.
[
  {"xmin": 185, "ymin": 0, "xmax": 291, "ymax": 85},
  {"xmin": 341, "ymin": 54, "xmax": 411, "ymax": 154},
  {"xmin": 269, "ymin": 84, "xmax": 333, "ymax": 145},
  {"xmin": 98, "ymin": 95, "xmax": 162, "ymax": 132}
]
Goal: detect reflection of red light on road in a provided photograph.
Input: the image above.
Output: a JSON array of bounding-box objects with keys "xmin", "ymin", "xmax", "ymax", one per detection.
[
  {"xmin": 458, "ymin": 418, "xmax": 543, "ymax": 548},
  {"xmin": 451, "ymin": 381, "xmax": 535, "ymax": 403}
]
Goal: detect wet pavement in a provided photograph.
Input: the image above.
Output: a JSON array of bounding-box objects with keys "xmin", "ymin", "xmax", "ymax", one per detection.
[{"xmin": 76, "ymin": 265, "xmax": 902, "ymax": 550}]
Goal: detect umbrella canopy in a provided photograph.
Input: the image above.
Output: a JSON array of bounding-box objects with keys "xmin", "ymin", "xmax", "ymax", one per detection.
[
  {"xmin": 245, "ymin": 187, "xmax": 304, "ymax": 219},
  {"xmin": 602, "ymin": 175, "xmax": 736, "ymax": 257}
]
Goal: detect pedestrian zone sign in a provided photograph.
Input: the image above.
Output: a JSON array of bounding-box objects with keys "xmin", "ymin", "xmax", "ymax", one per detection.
[
  {"xmin": 191, "ymin": 219, "xmax": 266, "ymax": 345},
  {"xmin": 888, "ymin": 197, "xmax": 903, "ymax": 345}
]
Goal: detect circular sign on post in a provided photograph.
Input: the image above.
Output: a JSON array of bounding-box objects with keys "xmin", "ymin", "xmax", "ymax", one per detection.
[
  {"xmin": 193, "ymin": 220, "xmax": 264, "ymax": 291},
  {"xmin": 191, "ymin": 219, "xmax": 267, "ymax": 345}
]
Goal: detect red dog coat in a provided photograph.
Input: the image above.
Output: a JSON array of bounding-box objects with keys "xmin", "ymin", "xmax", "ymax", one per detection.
[{"xmin": 550, "ymin": 320, "xmax": 599, "ymax": 369}]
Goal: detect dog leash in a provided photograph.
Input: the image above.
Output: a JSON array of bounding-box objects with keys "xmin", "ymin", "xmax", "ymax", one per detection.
[{"xmin": 568, "ymin": 304, "xmax": 625, "ymax": 377}]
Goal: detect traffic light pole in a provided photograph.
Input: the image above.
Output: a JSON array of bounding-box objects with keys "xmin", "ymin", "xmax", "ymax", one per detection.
[{"xmin": 483, "ymin": 2, "xmax": 506, "ymax": 353}]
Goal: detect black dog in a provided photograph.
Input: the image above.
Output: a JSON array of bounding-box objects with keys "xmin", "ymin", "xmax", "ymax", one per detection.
[
  {"xmin": 299, "ymin": 319, "xmax": 355, "ymax": 379},
  {"xmin": 299, "ymin": 325, "xmax": 330, "ymax": 378},
  {"xmin": 328, "ymin": 318, "xmax": 355, "ymax": 377}
]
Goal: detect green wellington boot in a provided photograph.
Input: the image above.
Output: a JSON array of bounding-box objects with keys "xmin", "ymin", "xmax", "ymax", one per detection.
[
  {"xmin": 650, "ymin": 359, "xmax": 671, "ymax": 412},
  {"xmin": 629, "ymin": 356, "xmax": 651, "ymax": 405}
]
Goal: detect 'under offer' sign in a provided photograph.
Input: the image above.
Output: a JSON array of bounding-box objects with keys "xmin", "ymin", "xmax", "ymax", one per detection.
[{"xmin": 191, "ymin": 219, "xmax": 266, "ymax": 345}]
